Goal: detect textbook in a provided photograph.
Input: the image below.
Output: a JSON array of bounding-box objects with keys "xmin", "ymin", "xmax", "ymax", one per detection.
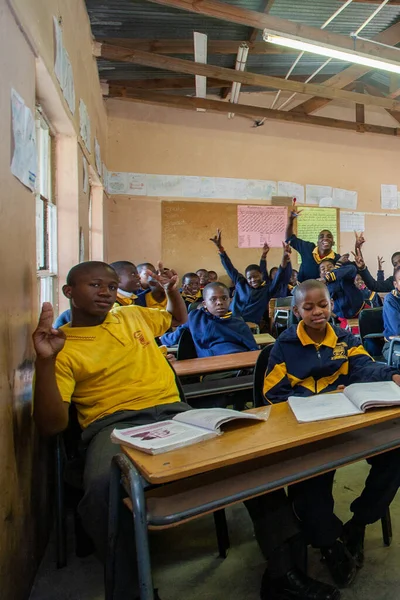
[
  {"xmin": 111, "ymin": 408, "xmax": 268, "ymax": 454},
  {"xmin": 288, "ymin": 381, "xmax": 400, "ymax": 423}
]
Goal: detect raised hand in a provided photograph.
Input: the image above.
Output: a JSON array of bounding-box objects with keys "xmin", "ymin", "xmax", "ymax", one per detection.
[
  {"xmin": 354, "ymin": 231, "xmax": 365, "ymax": 250},
  {"xmin": 289, "ymin": 208, "xmax": 303, "ymax": 220},
  {"xmin": 150, "ymin": 267, "xmax": 179, "ymax": 293},
  {"xmin": 281, "ymin": 241, "xmax": 292, "ymax": 267},
  {"xmin": 32, "ymin": 303, "xmax": 66, "ymax": 359},
  {"xmin": 209, "ymin": 228, "xmax": 222, "ymax": 249},
  {"xmin": 378, "ymin": 256, "xmax": 385, "ymax": 270},
  {"xmin": 261, "ymin": 242, "xmax": 270, "ymax": 257},
  {"xmin": 351, "ymin": 248, "xmax": 365, "ymax": 270}
]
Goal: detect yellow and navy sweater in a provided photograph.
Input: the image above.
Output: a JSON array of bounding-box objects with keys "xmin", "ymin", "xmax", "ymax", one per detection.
[
  {"xmin": 263, "ymin": 321, "xmax": 397, "ymax": 404},
  {"xmin": 180, "ymin": 289, "xmax": 202, "ymax": 308},
  {"xmin": 287, "ymin": 234, "xmax": 340, "ymax": 282},
  {"xmin": 219, "ymin": 251, "xmax": 292, "ymax": 325},
  {"xmin": 160, "ymin": 308, "xmax": 259, "ymax": 357},
  {"xmin": 324, "ymin": 263, "xmax": 364, "ymax": 319},
  {"xmin": 383, "ymin": 290, "xmax": 400, "ymax": 340}
]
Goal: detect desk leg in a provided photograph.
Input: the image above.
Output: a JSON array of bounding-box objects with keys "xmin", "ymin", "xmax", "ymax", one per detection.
[
  {"xmin": 213, "ymin": 510, "xmax": 230, "ymax": 558},
  {"xmin": 105, "ymin": 457, "xmax": 122, "ymax": 600},
  {"xmin": 126, "ymin": 459, "xmax": 154, "ymax": 600}
]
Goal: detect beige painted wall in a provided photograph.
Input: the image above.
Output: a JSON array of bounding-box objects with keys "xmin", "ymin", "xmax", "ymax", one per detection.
[
  {"xmin": 0, "ymin": 1, "xmax": 108, "ymax": 599},
  {"xmin": 106, "ymin": 97, "xmax": 400, "ymax": 279}
]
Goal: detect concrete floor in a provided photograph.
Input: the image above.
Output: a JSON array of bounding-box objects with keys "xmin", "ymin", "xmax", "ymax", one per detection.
[{"xmin": 30, "ymin": 461, "xmax": 400, "ymax": 600}]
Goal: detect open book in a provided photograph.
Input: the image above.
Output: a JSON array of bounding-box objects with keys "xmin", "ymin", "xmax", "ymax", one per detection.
[
  {"xmin": 111, "ymin": 407, "xmax": 269, "ymax": 455},
  {"xmin": 288, "ymin": 381, "xmax": 400, "ymax": 423}
]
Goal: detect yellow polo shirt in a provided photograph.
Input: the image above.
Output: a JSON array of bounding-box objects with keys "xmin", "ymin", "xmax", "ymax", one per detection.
[{"xmin": 56, "ymin": 306, "xmax": 179, "ymax": 428}]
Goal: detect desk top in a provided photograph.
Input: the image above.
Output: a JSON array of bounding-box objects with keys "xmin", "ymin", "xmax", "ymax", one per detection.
[
  {"xmin": 254, "ymin": 333, "xmax": 275, "ymax": 345},
  {"xmin": 122, "ymin": 403, "xmax": 400, "ymax": 484},
  {"xmin": 172, "ymin": 350, "xmax": 261, "ymax": 377}
]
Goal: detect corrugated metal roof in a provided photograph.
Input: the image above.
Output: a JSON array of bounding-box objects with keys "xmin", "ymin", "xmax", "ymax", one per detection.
[{"xmin": 85, "ymin": 0, "xmax": 400, "ymax": 94}]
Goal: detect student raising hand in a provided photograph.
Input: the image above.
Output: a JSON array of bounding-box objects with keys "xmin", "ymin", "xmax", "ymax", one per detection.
[
  {"xmin": 354, "ymin": 231, "xmax": 365, "ymax": 250},
  {"xmin": 210, "ymin": 228, "xmax": 223, "ymax": 251},
  {"xmin": 281, "ymin": 242, "xmax": 292, "ymax": 267},
  {"xmin": 33, "ymin": 302, "xmax": 66, "ymax": 358},
  {"xmin": 351, "ymin": 248, "xmax": 365, "ymax": 270},
  {"xmin": 151, "ymin": 264, "xmax": 180, "ymax": 292},
  {"xmin": 261, "ymin": 242, "xmax": 270, "ymax": 259}
]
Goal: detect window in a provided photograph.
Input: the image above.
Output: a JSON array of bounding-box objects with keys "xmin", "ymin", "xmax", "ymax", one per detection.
[{"xmin": 35, "ymin": 110, "xmax": 57, "ymax": 309}]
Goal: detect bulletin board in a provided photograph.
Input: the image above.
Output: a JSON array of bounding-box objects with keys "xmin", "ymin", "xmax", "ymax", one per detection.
[
  {"xmin": 161, "ymin": 201, "xmax": 293, "ymax": 283},
  {"xmin": 295, "ymin": 207, "xmax": 339, "ymax": 261}
]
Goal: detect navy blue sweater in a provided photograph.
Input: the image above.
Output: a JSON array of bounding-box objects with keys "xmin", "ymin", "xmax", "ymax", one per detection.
[
  {"xmin": 324, "ymin": 263, "xmax": 365, "ymax": 319},
  {"xmin": 287, "ymin": 234, "xmax": 340, "ymax": 282},
  {"xmin": 383, "ymin": 290, "xmax": 400, "ymax": 340},
  {"xmin": 263, "ymin": 321, "xmax": 397, "ymax": 404},
  {"xmin": 219, "ymin": 251, "xmax": 292, "ymax": 324},
  {"xmin": 358, "ymin": 267, "xmax": 394, "ymax": 293},
  {"xmin": 160, "ymin": 308, "xmax": 259, "ymax": 357}
]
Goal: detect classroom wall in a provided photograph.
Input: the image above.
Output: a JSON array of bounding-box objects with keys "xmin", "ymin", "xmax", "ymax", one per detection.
[
  {"xmin": 0, "ymin": 1, "xmax": 107, "ymax": 599},
  {"xmin": 106, "ymin": 95, "xmax": 400, "ymax": 278}
]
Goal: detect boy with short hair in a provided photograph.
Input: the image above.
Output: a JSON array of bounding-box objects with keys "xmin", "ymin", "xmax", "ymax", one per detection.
[
  {"xmin": 161, "ymin": 282, "xmax": 258, "ymax": 356},
  {"xmin": 208, "ymin": 269, "xmax": 218, "ymax": 282},
  {"xmin": 286, "ymin": 207, "xmax": 340, "ymax": 282},
  {"xmin": 354, "ymin": 273, "xmax": 382, "ymax": 308},
  {"xmin": 32, "ymin": 261, "xmax": 338, "ymax": 600},
  {"xmin": 382, "ymin": 265, "xmax": 400, "ymax": 361},
  {"xmin": 210, "ymin": 229, "xmax": 292, "ymax": 325},
  {"xmin": 180, "ymin": 272, "xmax": 202, "ymax": 309},
  {"xmin": 136, "ymin": 261, "xmax": 168, "ymax": 308},
  {"xmin": 196, "ymin": 268, "xmax": 210, "ymax": 289},
  {"xmin": 263, "ymin": 279, "xmax": 400, "ymax": 589},
  {"xmin": 319, "ymin": 259, "xmax": 365, "ymax": 319}
]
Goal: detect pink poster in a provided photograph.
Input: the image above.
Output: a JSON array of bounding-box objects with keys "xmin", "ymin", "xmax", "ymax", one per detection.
[{"xmin": 237, "ymin": 205, "xmax": 287, "ymax": 248}]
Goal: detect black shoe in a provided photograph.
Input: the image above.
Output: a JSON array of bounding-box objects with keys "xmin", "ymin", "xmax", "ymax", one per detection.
[
  {"xmin": 341, "ymin": 519, "xmax": 365, "ymax": 568},
  {"xmin": 260, "ymin": 567, "xmax": 340, "ymax": 600},
  {"xmin": 321, "ymin": 540, "xmax": 357, "ymax": 587}
]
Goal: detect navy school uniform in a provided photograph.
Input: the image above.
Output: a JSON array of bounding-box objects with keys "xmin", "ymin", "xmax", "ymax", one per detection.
[
  {"xmin": 324, "ymin": 263, "xmax": 365, "ymax": 319},
  {"xmin": 360, "ymin": 287, "xmax": 382, "ymax": 308},
  {"xmin": 160, "ymin": 307, "xmax": 259, "ymax": 357},
  {"xmin": 219, "ymin": 251, "xmax": 292, "ymax": 325},
  {"xmin": 357, "ymin": 267, "xmax": 394, "ymax": 293},
  {"xmin": 287, "ymin": 234, "xmax": 340, "ymax": 282},
  {"xmin": 263, "ymin": 320, "xmax": 397, "ymax": 404},
  {"xmin": 383, "ymin": 290, "xmax": 400, "ymax": 340}
]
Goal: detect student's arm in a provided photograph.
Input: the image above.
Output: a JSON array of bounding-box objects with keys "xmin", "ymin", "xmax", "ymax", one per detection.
[
  {"xmin": 210, "ymin": 229, "xmax": 242, "ymax": 284},
  {"xmin": 323, "ymin": 263, "xmax": 357, "ymax": 283},
  {"xmin": 269, "ymin": 242, "xmax": 293, "ymax": 296},
  {"xmin": 263, "ymin": 342, "xmax": 294, "ymax": 404},
  {"xmin": 260, "ymin": 242, "xmax": 270, "ymax": 283},
  {"xmin": 32, "ymin": 303, "xmax": 70, "ymax": 436},
  {"xmin": 344, "ymin": 331, "xmax": 398, "ymax": 384},
  {"xmin": 160, "ymin": 321, "xmax": 189, "ymax": 347},
  {"xmin": 377, "ymin": 256, "xmax": 385, "ymax": 282},
  {"xmin": 285, "ymin": 207, "xmax": 302, "ymax": 242},
  {"xmin": 150, "ymin": 269, "xmax": 187, "ymax": 326}
]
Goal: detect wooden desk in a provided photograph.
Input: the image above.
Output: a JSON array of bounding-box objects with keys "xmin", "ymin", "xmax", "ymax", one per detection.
[
  {"xmin": 254, "ymin": 333, "xmax": 275, "ymax": 346},
  {"xmin": 123, "ymin": 403, "xmax": 400, "ymax": 484},
  {"xmin": 347, "ymin": 318, "xmax": 359, "ymax": 328},
  {"xmin": 172, "ymin": 350, "xmax": 261, "ymax": 377}
]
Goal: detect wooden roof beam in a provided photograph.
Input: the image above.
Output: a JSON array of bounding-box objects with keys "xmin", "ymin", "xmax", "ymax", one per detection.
[
  {"xmin": 98, "ymin": 43, "xmax": 400, "ymax": 111},
  {"xmin": 107, "ymin": 88, "xmax": 400, "ymax": 137},
  {"xmin": 94, "ymin": 39, "xmax": 294, "ymax": 55}
]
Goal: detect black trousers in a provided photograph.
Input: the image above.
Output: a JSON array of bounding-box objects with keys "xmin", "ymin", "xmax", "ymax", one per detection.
[
  {"xmin": 289, "ymin": 448, "xmax": 400, "ymax": 548},
  {"xmin": 78, "ymin": 403, "xmax": 301, "ymax": 600}
]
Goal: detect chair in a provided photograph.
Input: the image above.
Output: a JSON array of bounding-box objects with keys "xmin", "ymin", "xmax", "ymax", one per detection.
[
  {"xmin": 358, "ymin": 307, "xmax": 385, "ymax": 360},
  {"xmin": 253, "ymin": 344, "xmax": 274, "ymax": 407},
  {"xmin": 176, "ymin": 328, "xmax": 198, "ymax": 361},
  {"xmin": 187, "ymin": 300, "xmax": 202, "ymax": 313},
  {"xmin": 273, "ymin": 296, "xmax": 293, "ymax": 337},
  {"xmin": 386, "ymin": 337, "xmax": 400, "ymax": 367}
]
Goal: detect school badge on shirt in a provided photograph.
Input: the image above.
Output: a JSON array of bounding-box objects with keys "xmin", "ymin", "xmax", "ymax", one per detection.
[
  {"xmin": 134, "ymin": 330, "xmax": 151, "ymax": 347},
  {"xmin": 331, "ymin": 342, "xmax": 347, "ymax": 361}
]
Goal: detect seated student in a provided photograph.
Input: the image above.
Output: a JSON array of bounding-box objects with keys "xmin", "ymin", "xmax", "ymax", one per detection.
[
  {"xmin": 196, "ymin": 268, "xmax": 210, "ymax": 290},
  {"xmin": 353, "ymin": 233, "xmax": 400, "ymax": 292},
  {"xmin": 180, "ymin": 272, "xmax": 202, "ymax": 309},
  {"xmin": 354, "ymin": 273, "xmax": 382, "ymax": 308},
  {"xmin": 208, "ymin": 269, "xmax": 218, "ymax": 282},
  {"xmin": 319, "ymin": 259, "xmax": 366, "ymax": 321},
  {"xmin": 136, "ymin": 262, "xmax": 168, "ymax": 309},
  {"xmin": 263, "ymin": 279, "xmax": 400, "ymax": 588},
  {"xmin": 32, "ymin": 261, "xmax": 337, "ymax": 600},
  {"xmin": 288, "ymin": 269, "xmax": 299, "ymax": 294},
  {"xmin": 161, "ymin": 282, "xmax": 259, "ymax": 356},
  {"xmin": 383, "ymin": 265, "xmax": 400, "ymax": 362},
  {"xmin": 285, "ymin": 206, "xmax": 340, "ymax": 282},
  {"xmin": 210, "ymin": 229, "xmax": 292, "ymax": 325}
]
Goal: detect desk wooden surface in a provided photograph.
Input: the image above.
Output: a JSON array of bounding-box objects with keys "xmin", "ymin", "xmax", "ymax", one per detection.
[
  {"xmin": 123, "ymin": 403, "xmax": 400, "ymax": 484},
  {"xmin": 172, "ymin": 350, "xmax": 261, "ymax": 377},
  {"xmin": 254, "ymin": 333, "xmax": 275, "ymax": 345}
]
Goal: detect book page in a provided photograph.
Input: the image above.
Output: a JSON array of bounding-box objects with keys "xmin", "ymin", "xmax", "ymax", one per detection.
[
  {"xmin": 288, "ymin": 394, "xmax": 361, "ymax": 423},
  {"xmin": 345, "ymin": 381, "xmax": 400, "ymax": 411},
  {"xmin": 111, "ymin": 420, "xmax": 218, "ymax": 453},
  {"xmin": 174, "ymin": 407, "xmax": 269, "ymax": 431}
]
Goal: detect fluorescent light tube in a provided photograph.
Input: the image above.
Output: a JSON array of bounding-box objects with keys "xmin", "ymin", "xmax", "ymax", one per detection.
[
  {"xmin": 194, "ymin": 32, "xmax": 207, "ymax": 112},
  {"xmin": 263, "ymin": 31, "xmax": 400, "ymax": 75}
]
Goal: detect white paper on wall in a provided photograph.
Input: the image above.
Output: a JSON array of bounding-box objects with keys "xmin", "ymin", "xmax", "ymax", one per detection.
[
  {"xmin": 126, "ymin": 173, "xmax": 147, "ymax": 195},
  {"xmin": 83, "ymin": 157, "xmax": 88, "ymax": 194},
  {"xmin": 332, "ymin": 188, "xmax": 358, "ymax": 210},
  {"xmin": 108, "ymin": 172, "xmax": 128, "ymax": 194},
  {"xmin": 278, "ymin": 181, "xmax": 305, "ymax": 204},
  {"xmin": 340, "ymin": 212, "xmax": 365, "ymax": 233},
  {"xmin": 147, "ymin": 174, "xmax": 183, "ymax": 197},
  {"xmin": 102, "ymin": 163, "xmax": 109, "ymax": 192},
  {"xmin": 94, "ymin": 138, "xmax": 102, "ymax": 177},
  {"xmin": 381, "ymin": 184, "xmax": 398, "ymax": 210},
  {"xmin": 306, "ymin": 185, "xmax": 333, "ymax": 205},
  {"xmin": 319, "ymin": 197, "xmax": 333, "ymax": 207},
  {"xmin": 53, "ymin": 17, "xmax": 75, "ymax": 114},
  {"xmin": 10, "ymin": 89, "xmax": 37, "ymax": 192}
]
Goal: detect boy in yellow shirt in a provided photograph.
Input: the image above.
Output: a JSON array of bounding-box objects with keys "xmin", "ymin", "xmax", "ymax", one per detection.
[{"xmin": 32, "ymin": 261, "xmax": 338, "ymax": 600}]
